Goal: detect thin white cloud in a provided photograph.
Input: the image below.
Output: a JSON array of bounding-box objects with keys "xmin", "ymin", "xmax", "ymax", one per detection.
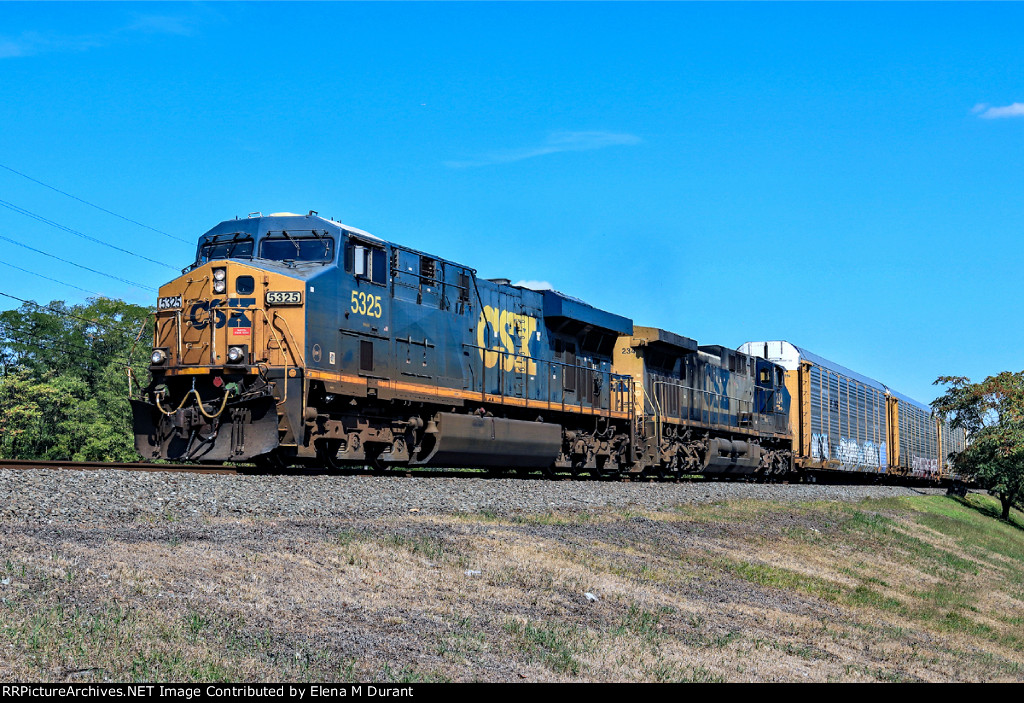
[
  {"xmin": 0, "ymin": 31, "xmax": 104, "ymax": 59},
  {"xmin": 513, "ymin": 280, "xmax": 553, "ymax": 291},
  {"xmin": 0, "ymin": 39, "xmax": 30, "ymax": 59},
  {"xmin": 0, "ymin": 14, "xmax": 198, "ymax": 59},
  {"xmin": 447, "ymin": 131, "xmax": 641, "ymax": 168},
  {"xmin": 974, "ymin": 102, "xmax": 1024, "ymax": 119}
]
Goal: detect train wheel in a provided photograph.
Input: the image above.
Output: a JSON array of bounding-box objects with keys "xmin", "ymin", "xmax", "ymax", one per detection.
[
  {"xmin": 364, "ymin": 444, "xmax": 391, "ymax": 474},
  {"xmin": 316, "ymin": 441, "xmax": 344, "ymax": 471},
  {"xmin": 253, "ymin": 450, "xmax": 288, "ymax": 471},
  {"xmin": 590, "ymin": 458, "xmax": 620, "ymax": 481}
]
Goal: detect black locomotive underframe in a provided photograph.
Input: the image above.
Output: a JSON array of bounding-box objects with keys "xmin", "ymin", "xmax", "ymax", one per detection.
[
  {"xmin": 136, "ymin": 374, "xmax": 793, "ymax": 477},
  {"xmin": 291, "ymin": 380, "xmax": 787, "ymax": 476},
  {"xmin": 297, "ymin": 379, "xmax": 632, "ymax": 474},
  {"xmin": 132, "ymin": 371, "xmax": 281, "ymax": 462},
  {"xmin": 632, "ymin": 419, "xmax": 794, "ymax": 478}
]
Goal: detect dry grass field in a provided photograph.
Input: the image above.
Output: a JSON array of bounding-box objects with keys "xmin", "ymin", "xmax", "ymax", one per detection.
[{"xmin": 1, "ymin": 491, "xmax": 1022, "ymax": 682}]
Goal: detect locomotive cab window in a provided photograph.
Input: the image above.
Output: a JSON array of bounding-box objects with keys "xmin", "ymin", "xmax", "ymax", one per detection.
[
  {"xmin": 260, "ymin": 234, "xmax": 334, "ymax": 263},
  {"xmin": 198, "ymin": 235, "xmax": 254, "ymax": 264},
  {"xmin": 347, "ymin": 242, "xmax": 387, "ymax": 284}
]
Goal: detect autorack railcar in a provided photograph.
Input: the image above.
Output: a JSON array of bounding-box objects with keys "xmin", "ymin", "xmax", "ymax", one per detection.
[{"xmin": 737, "ymin": 341, "xmax": 967, "ymax": 480}]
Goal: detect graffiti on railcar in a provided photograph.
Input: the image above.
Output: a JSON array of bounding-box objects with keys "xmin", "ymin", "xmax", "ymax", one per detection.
[
  {"xmin": 911, "ymin": 456, "xmax": 939, "ymax": 476},
  {"xmin": 811, "ymin": 433, "xmax": 830, "ymax": 460},
  {"xmin": 837, "ymin": 438, "xmax": 886, "ymax": 468}
]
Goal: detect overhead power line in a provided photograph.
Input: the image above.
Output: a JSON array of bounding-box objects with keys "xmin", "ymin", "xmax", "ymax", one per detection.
[
  {"xmin": 0, "ymin": 198, "xmax": 178, "ymax": 271},
  {"xmin": 0, "ymin": 290, "xmax": 146, "ymax": 336},
  {"xmin": 0, "ymin": 328, "xmax": 134, "ymax": 369},
  {"xmin": 0, "ymin": 232, "xmax": 156, "ymax": 291},
  {"xmin": 0, "ymin": 260, "xmax": 103, "ymax": 296},
  {"xmin": 0, "ymin": 161, "xmax": 191, "ymax": 244}
]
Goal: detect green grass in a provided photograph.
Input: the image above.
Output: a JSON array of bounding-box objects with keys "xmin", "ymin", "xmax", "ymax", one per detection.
[
  {"xmin": 613, "ymin": 603, "xmax": 665, "ymax": 643},
  {"xmin": 0, "ymin": 597, "xmax": 364, "ymax": 682},
  {"xmin": 380, "ymin": 533, "xmax": 449, "ymax": 562},
  {"xmin": 845, "ymin": 584, "xmax": 904, "ymax": 612},
  {"xmin": 718, "ymin": 559, "xmax": 842, "ymax": 601},
  {"xmin": 503, "ymin": 619, "xmax": 589, "ymax": 676},
  {"xmin": 378, "ymin": 663, "xmax": 451, "ymax": 683},
  {"xmin": 643, "ymin": 659, "xmax": 725, "ymax": 683}
]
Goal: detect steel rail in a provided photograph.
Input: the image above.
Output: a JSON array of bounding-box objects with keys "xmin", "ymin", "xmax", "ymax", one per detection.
[
  {"xmin": 0, "ymin": 458, "xmax": 240, "ymax": 475},
  {"xmin": 0, "ymin": 458, "xmax": 955, "ymax": 487}
]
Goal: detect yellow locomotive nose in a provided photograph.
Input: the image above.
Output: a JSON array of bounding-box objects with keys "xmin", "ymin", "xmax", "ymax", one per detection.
[
  {"xmin": 137, "ymin": 258, "xmax": 310, "ymax": 463},
  {"xmin": 151, "ymin": 261, "xmax": 306, "ymax": 371}
]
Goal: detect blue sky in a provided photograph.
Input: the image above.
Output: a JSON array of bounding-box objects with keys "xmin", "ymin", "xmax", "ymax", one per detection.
[{"xmin": 0, "ymin": 2, "xmax": 1020, "ymax": 405}]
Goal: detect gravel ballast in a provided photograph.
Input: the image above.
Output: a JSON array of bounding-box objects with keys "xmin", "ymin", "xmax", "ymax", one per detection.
[{"xmin": 0, "ymin": 468, "xmax": 944, "ymax": 523}]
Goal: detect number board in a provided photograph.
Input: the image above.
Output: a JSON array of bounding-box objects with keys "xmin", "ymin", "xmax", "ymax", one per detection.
[
  {"xmin": 266, "ymin": 291, "xmax": 303, "ymax": 306},
  {"xmin": 157, "ymin": 295, "xmax": 182, "ymax": 311}
]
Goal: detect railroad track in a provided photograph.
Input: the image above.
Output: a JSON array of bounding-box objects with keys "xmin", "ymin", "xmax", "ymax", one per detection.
[
  {"xmin": 0, "ymin": 458, "xmax": 556, "ymax": 480},
  {"xmin": 0, "ymin": 458, "xmax": 241, "ymax": 475},
  {"xmin": 0, "ymin": 458, "xmax": 683, "ymax": 482},
  {"xmin": 0, "ymin": 458, "xmax": 951, "ymax": 488}
]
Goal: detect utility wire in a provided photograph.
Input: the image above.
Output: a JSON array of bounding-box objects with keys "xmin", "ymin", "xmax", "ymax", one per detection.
[
  {"xmin": 0, "ymin": 327, "xmax": 136, "ymax": 369},
  {"xmin": 0, "ymin": 260, "xmax": 103, "ymax": 296},
  {"xmin": 0, "ymin": 317, "xmax": 142, "ymax": 366},
  {"xmin": 0, "ymin": 290, "xmax": 146, "ymax": 336},
  {"xmin": 2, "ymin": 326, "xmax": 127, "ymax": 362},
  {"xmin": 0, "ymin": 198, "xmax": 178, "ymax": 271},
  {"xmin": 0, "ymin": 233, "xmax": 156, "ymax": 291},
  {"xmin": 0, "ymin": 161, "xmax": 191, "ymax": 244}
]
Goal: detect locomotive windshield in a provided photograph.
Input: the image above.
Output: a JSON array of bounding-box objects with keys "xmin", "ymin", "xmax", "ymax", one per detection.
[
  {"xmin": 260, "ymin": 235, "xmax": 335, "ymax": 263},
  {"xmin": 197, "ymin": 234, "xmax": 254, "ymax": 264}
]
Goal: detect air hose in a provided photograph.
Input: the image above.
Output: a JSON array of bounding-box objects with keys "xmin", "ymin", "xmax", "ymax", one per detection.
[{"xmin": 154, "ymin": 388, "xmax": 232, "ymax": 419}]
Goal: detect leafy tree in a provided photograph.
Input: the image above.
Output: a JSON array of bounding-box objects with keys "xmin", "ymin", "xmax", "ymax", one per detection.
[
  {"xmin": 932, "ymin": 372, "xmax": 1024, "ymax": 520},
  {"xmin": 0, "ymin": 296, "xmax": 153, "ymax": 461}
]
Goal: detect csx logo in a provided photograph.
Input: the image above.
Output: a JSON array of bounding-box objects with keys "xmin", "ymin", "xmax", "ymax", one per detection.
[
  {"xmin": 189, "ymin": 298, "xmax": 256, "ymax": 330},
  {"xmin": 476, "ymin": 305, "xmax": 538, "ymax": 374}
]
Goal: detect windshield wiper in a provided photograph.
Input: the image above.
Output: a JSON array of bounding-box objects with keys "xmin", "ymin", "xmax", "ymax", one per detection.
[
  {"xmin": 279, "ymin": 230, "xmax": 301, "ymax": 257},
  {"xmin": 309, "ymin": 228, "xmax": 332, "ymax": 259}
]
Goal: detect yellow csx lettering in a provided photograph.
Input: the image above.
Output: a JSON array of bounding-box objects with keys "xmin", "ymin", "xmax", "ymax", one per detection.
[{"xmin": 476, "ymin": 306, "xmax": 538, "ymax": 374}]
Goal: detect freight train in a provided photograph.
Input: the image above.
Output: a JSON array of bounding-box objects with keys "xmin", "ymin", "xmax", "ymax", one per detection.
[{"xmin": 130, "ymin": 212, "xmax": 964, "ymax": 481}]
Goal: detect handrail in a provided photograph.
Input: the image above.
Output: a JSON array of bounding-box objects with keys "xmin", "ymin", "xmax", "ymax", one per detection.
[
  {"xmin": 272, "ymin": 310, "xmax": 306, "ymax": 367},
  {"xmin": 461, "ymin": 341, "xmax": 632, "ymax": 416},
  {"xmin": 184, "ymin": 301, "xmax": 296, "ymax": 406},
  {"xmin": 649, "ymin": 378, "xmax": 787, "ymax": 434}
]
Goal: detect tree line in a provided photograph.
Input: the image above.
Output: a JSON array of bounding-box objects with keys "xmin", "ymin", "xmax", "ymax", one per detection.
[{"xmin": 0, "ymin": 297, "xmax": 153, "ymax": 462}]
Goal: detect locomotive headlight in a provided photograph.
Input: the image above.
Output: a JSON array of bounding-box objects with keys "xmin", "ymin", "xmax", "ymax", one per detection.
[
  {"xmin": 212, "ymin": 268, "xmax": 227, "ymax": 293},
  {"xmin": 213, "ymin": 268, "xmax": 226, "ymax": 281},
  {"xmin": 213, "ymin": 279, "xmax": 227, "ymax": 293},
  {"xmin": 226, "ymin": 345, "xmax": 246, "ymax": 364},
  {"xmin": 150, "ymin": 348, "xmax": 167, "ymax": 365}
]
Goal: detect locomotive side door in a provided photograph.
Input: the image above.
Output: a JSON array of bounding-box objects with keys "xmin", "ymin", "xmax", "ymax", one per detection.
[{"xmin": 340, "ymin": 237, "xmax": 392, "ymax": 384}]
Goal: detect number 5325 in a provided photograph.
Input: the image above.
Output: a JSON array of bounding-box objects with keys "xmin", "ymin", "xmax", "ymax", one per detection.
[{"xmin": 351, "ymin": 291, "xmax": 382, "ymax": 318}]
